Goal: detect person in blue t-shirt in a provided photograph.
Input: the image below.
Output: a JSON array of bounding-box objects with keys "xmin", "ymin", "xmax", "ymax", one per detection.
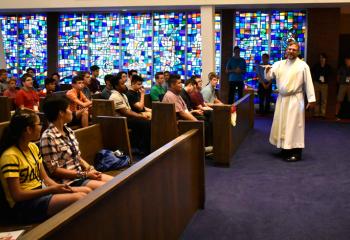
[{"xmin": 226, "ymin": 46, "xmax": 246, "ymax": 104}]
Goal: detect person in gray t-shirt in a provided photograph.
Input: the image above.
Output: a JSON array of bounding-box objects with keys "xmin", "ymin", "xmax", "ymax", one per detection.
[{"xmin": 201, "ymin": 72, "xmax": 223, "ymax": 106}]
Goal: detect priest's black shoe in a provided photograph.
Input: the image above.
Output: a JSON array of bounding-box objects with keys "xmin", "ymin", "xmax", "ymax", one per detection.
[{"xmin": 285, "ymin": 155, "xmax": 301, "ymax": 162}]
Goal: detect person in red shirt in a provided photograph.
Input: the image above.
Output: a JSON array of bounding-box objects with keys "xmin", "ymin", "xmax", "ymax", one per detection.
[
  {"xmin": 15, "ymin": 74, "xmax": 39, "ymax": 111},
  {"xmin": 3, "ymin": 78, "xmax": 18, "ymax": 109},
  {"xmin": 66, "ymin": 76, "xmax": 92, "ymax": 127}
]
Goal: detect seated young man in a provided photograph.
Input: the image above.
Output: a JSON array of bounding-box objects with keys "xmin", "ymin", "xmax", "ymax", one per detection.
[
  {"xmin": 162, "ymin": 74, "xmax": 197, "ymax": 121},
  {"xmin": 126, "ymin": 75, "xmax": 152, "ymax": 119},
  {"xmin": 109, "ymin": 75, "xmax": 151, "ymax": 154},
  {"xmin": 3, "ymin": 78, "xmax": 18, "ymax": 109},
  {"xmin": 66, "ymin": 76, "xmax": 92, "ymax": 128},
  {"xmin": 201, "ymin": 72, "xmax": 223, "ymax": 106},
  {"xmin": 0, "ymin": 68, "xmax": 8, "ymax": 93},
  {"xmin": 189, "ymin": 75, "xmax": 213, "ymax": 111},
  {"xmin": 15, "ymin": 73, "xmax": 40, "ymax": 111},
  {"xmin": 78, "ymin": 71, "xmax": 92, "ymax": 100},
  {"xmin": 100, "ymin": 74, "xmax": 113, "ymax": 99},
  {"xmin": 38, "ymin": 77, "xmax": 56, "ymax": 97},
  {"xmin": 126, "ymin": 69, "xmax": 138, "ymax": 90},
  {"xmin": 150, "ymin": 72, "xmax": 166, "ymax": 102},
  {"xmin": 41, "ymin": 96, "xmax": 112, "ymax": 190},
  {"xmin": 179, "ymin": 78, "xmax": 204, "ymax": 117},
  {"xmin": 89, "ymin": 65, "xmax": 101, "ymax": 94}
]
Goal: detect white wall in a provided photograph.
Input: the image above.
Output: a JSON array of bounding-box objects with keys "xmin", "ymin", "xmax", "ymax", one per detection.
[{"xmin": 1, "ymin": 0, "xmax": 350, "ymax": 10}]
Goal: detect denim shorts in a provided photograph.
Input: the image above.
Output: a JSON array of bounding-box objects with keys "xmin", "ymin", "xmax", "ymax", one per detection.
[{"xmin": 13, "ymin": 193, "xmax": 52, "ymax": 223}]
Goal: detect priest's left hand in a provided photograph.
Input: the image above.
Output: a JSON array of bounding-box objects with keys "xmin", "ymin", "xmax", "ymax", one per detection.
[{"xmin": 306, "ymin": 102, "xmax": 316, "ymax": 110}]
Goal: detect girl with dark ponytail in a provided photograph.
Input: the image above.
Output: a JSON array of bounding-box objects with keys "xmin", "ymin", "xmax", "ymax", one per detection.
[{"xmin": 0, "ymin": 109, "xmax": 89, "ymax": 223}]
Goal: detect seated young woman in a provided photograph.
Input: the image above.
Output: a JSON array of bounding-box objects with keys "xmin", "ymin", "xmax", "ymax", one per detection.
[
  {"xmin": 0, "ymin": 109, "xmax": 89, "ymax": 223},
  {"xmin": 40, "ymin": 96, "xmax": 113, "ymax": 190}
]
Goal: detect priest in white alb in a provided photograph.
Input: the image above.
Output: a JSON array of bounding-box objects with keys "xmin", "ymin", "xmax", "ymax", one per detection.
[{"xmin": 265, "ymin": 42, "xmax": 316, "ymax": 161}]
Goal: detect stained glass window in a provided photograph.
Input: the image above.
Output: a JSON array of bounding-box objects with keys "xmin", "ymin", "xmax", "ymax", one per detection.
[
  {"xmin": 215, "ymin": 13, "xmax": 221, "ymax": 75},
  {"xmin": 58, "ymin": 14, "xmax": 89, "ymax": 83},
  {"xmin": 18, "ymin": 15, "xmax": 47, "ymax": 84},
  {"xmin": 186, "ymin": 12, "xmax": 201, "ymax": 78},
  {"xmin": 89, "ymin": 13, "xmax": 120, "ymax": 83},
  {"xmin": 153, "ymin": 12, "xmax": 186, "ymax": 79},
  {"xmin": 0, "ymin": 16, "xmax": 18, "ymax": 78},
  {"xmin": 0, "ymin": 14, "xmax": 47, "ymax": 84},
  {"xmin": 270, "ymin": 11, "xmax": 306, "ymax": 63},
  {"xmin": 234, "ymin": 11, "xmax": 269, "ymax": 87},
  {"xmin": 121, "ymin": 13, "xmax": 153, "ymax": 87}
]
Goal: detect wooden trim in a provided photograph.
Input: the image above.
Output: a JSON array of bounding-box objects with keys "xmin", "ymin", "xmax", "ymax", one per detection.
[{"xmin": 21, "ymin": 129, "xmax": 204, "ymax": 240}]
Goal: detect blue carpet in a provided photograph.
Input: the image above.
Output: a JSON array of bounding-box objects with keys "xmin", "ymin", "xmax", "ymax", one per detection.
[{"xmin": 182, "ymin": 117, "xmax": 350, "ymax": 240}]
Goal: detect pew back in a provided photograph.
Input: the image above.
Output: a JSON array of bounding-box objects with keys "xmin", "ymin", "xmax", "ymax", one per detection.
[
  {"xmin": 212, "ymin": 93, "xmax": 254, "ymax": 166},
  {"xmin": 74, "ymin": 116, "xmax": 132, "ymax": 164},
  {"xmin": 21, "ymin": 123, "xmax": 205, "ymax": 240},
  {"xmin": 0, "ymin": 96, "xmax": 11, "ymax": 123},
  {"xmin": 91, "ymin": 99, "xmax": 115, "ymax": 123},
  {"xmin": 151, "ymin": 102, "xmax": 178, "ymax": 151}
]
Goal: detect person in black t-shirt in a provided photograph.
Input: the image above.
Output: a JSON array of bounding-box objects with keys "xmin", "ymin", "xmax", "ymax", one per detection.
[{"xmin": 126, "ymin": 75, "xmax": 152, "ymax": 118}]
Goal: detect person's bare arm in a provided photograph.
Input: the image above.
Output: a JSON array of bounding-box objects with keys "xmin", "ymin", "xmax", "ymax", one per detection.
[
  {"xmin": 178, "ymin": 111, "xmax": 198, "ymax": 121},
  {"xmin": 118, "ymin": 107, "xmax": 149, "ymax": 120}
]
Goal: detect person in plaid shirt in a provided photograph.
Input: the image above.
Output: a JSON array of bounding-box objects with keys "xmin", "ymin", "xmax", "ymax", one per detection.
[{"xmin": 40, "ymin": 96, "xmax": 113, "ymax": 189}]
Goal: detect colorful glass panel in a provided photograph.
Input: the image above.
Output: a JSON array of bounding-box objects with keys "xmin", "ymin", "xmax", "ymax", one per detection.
[
  {"xmin": 0, "ymin": 16, "xmax": 18, "ymax": 78},
  {"xmin": 58, "ymin": 14, "xmax": 89, "ymax": 83},
  {"xmin": 153, "ymin": 12, "xmax": 186, "ymax": 79},
  {"xmin": 186, "ymin": 12, "xmax": 201, "ymax": 78},
  {"xmin": 121, "ymin": 13, "xmax": 153, "ymax": 87},
  {"xmin": 270, "ymin": 11, "xmax": 306, "ymax": 63},
  {"xmin": 235, "ymin": 11, "xmax": 269, "ymax": 87},
  {"xmin": 89, "ymin": 13, "xmax": 120, "ymax": 84},
  {"xmin": 215, "ymin": 13, "xmax": 221, "ymax": 76},
  {"xmin": 18, "ymin": 15, "xmax": 47, "ymax": 85}
]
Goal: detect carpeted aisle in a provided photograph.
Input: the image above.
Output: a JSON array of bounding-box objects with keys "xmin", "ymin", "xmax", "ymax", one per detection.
[{"xmin": 182, "ymin": 117, "xmax": 350, "ymax": 240}]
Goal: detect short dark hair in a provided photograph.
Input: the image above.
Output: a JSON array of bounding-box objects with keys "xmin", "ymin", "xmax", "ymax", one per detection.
[
  {"xmin": 190, "ymin": 75, "xmax": 201, "ymax": 82},
  {"xmin": 234, "ymin": 46, "xmax": 240, "ymax": 51},
  {"xmin": 262, "ymin": 53, "xmax": 269, "ymax": 58},
  {"xmin": 110, "ymin": 75, "xmax": 123, "ymax": 90},
  {"xmin": 26, "ymin": 67, "xmax": 36, "ymax": 73},
  {"xmin": 51, "ymin": 72, "xmax": 60, "ymax": 78},
  {"xmin": 155, "ymin": 72, "xmax": 164, "ymax": 79},
  {"xmin": 185, "ymin": 78, "xmax": 197, "ymax": 87},
  {"xmin": 72, "ymin": 75, "xmax": 83, "ymax": 84},
  {"xmin": 21, "ymin": 73, "xmax": 33, "ymax": 82},
  {"xmin": 164, "ymin": 71, "xmax": 170, "ymax": 75},
  {"xmin": 128, "ymin": 69, "xmax": 138, "ymax": 76},
  {"xmin": 42, "ymin": 95, "xmax": 71, "ymax": 122},
  {"xmin": 168, "ymin": 74, "xmax": 181, "ymax": 87},
  {"xmin": 44, "ymin": 77, "xmax": 56, "ymax": 86},
  {"xmin": 104, "ymin": 74, "xmax": 113, "ymax": 83},
  {"xmin": 0, "ymin": 69, "xmax": 7, "ymax": 75},
  {"xmin": 131, "ymin": 75, "xmax": 143, "ymax": 84},
  {"xmin": 78, "ymin": 71, "xmax": 89, "ymax": 79},
  {"xmin": 116, "ymin": 71, "xmax": 127, "ymax": 79},
  {"xmin": 90, "ymin": 65, "xmax": 100, "ymax": 72},
  {"xmin": 320, "ymin": 53, "xmax": 327, "ymax": 59}
]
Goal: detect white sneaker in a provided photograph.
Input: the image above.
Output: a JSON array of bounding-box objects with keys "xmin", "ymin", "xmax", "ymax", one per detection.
[{"xmin": 205, "ymin": 146, "xmax": 213, "ymax": 153}]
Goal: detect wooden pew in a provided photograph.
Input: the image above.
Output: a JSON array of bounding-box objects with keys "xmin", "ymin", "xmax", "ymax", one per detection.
[
  {"xmin": 151, "ymin": 102, "xmax": 178, "ymax": 152},
  {"xmin": 151, "ymin": 94, "xmax": 254, "ymax": 167},
  {"xmin": 144, "ymin": 93, "xmax": 152, "ymax": 108},
  {"xmin": 74, "ymin": 116, "xmax": 133, "ymax": 168},
  {"xmin": 91, "ymin": 99, "xmax": 115, "ymax": 123},
  {"xmin": 0, "ymin": 96, "xmax": 11, "ymax": 123},
  {"xmin": 212, "ymin": 93, "xmax": 254, "ymax": 166},
  {"xmin": 20, "ymin": 122, "xmax": 204, "ymax": 240}
]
